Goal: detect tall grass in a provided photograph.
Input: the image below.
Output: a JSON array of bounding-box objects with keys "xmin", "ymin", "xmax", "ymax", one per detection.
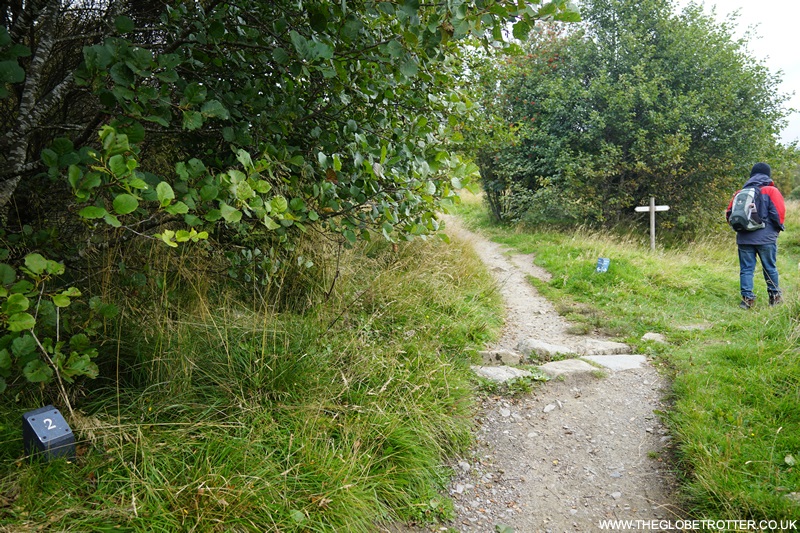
[
  {"xmin": 0, "ymin": 234, "xmax": 502, "ymax": 532},
  {"xmin": 457, "ymin": 196, "xmax": 800, "ymax": 521}
]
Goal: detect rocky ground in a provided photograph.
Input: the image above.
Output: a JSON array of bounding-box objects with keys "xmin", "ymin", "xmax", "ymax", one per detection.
[{"xmin": 385, "ymin": 217, "xmax": 683, "ymax": 533}]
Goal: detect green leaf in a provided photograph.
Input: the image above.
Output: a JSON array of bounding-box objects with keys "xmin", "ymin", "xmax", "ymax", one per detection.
[
  {"xmin": 79, "ymin": 206, "xmax": 108, "ymax": 219},
  {"xmin": 10, "ymin": 280, "xmax": 33, "ymax": 294},
  {"xmin": 220, "ymin": 202, "xmax": 242, "ymax": 223},
  {"xmin": 184, "ymin": 82, "xmax": 207, "ymax": 104},
  {"xmin": 201, "ymin": 100, "xmax": 230, "ymax": 119},
  {"xmin": 0, "ymin": 349, "xmax": 10, "ymax": 370},
  {"xmin": 341, "ymin": 18, "xmax": 363, "ymax": 41},
  {"xmin": 52, "ymin": 294, "xmax": 72, "ymax": 308},
  {"xmin": 270, "ymin": 196, "xmax": 288, "ymax": 213},
  {"xmin": 128, "ymin": 177, "xmax": 149, "ymax": 190},
  {"xmin": 555, "ymin": 11, "xmax": 582, "ymax": 23},
  {"xmin": 157, "ymin": 230, "xmax": 178, "ymax": 248},
  {"xmin": 114, "ymin": 15, "xmax": 135, "ymax": 33},
  {"xmin": 62, "ymin": 287, "xmax": 81, "ymax": 297},
  {"xmin": 273, "ymin": 47, "xmax": 290, "ymax": 65},
  {"xmin": 0, "ymin": 264, "xmax": 15, "ymax": 285},
  {"xmin": 156, "ymin": 68, "xmax": 179, "ymax": 83},
  {"xmin": 0, "ymin": 376, "xmax": 5, "ymax": 393},
  {"xmin": 0, "ymin": 60, "xmax": 25, "ymax": 84},
  {"xmin": 110, "ymin": 63, "xmax": 135, "ymax": 87},
  {"xmin": 23, "ymin": 359, "xmax": 53, "ymax": 383},
  {"xmin": 104, "ymin": 213, "xmax": 122, "ymax": 227},
  {"xmin": 184, "ymin": 214, "xmax": 203, "ymax": 226},
  {"xmin": 512, "ymin": 20, "xmax": 530, "ymax": 40},
  {"xmin": 400, "ymin": 59, "xmax": 418, "ymax": 78},
  {"xmin": 23, "ymin": 254, "xmax": 48, "ymax": 275},
  {"xmin": 290, "ymin": 31, "xmax": 313, "ymax": 60},
  {"xmin": 68, "ymin": 165, "xmax": 83, "ymax": 190},
  {"xmin": 537, "ymin": 2, "xmax": 558, "ymax": 17},
  {"xmin": 236, "ymin": 149, "xmax": 253, "ymax": 169},
  {"xmin": 237, "ymin": 184, "xmax": 256, "ymax": 205},
  {"xmin": 343, "ymin": 229, "xmax": 357, "ymax": 244},
  {"xmin": 183, "ymin": 110, "xmax": 203, "ymax": 130},
  {"xmin": 62, "ymin": 352, "xmax": 99, "ymax": 380},
  {"xmin": 399, "ymin": 0, "xmax": 420, "ymax": 16},
  {"xmin": 5, "ymin": 293, "xmax": 29, "ymax": 314},
  {"xmin": 164, "ymin": 201, "xmax": 189, "ymax": 215},
  {"xmin": 156, "ymin": 181, "xmax": 175, "ymax": 206},
  {"xmin": 108, "ymin": 154, "xmax": 129, "ymax": 176},
  {"xmin": 7, "ymin": 44, "xmax": 31, "ymax": 57},
  {"xmin": 204, "ymin": 209, "xmax": 222, "ymax": 222},
  {"xmin": 252, "ymin": 180, "xmax": 272, "ymax": 194},
  {"xmin": 200, "ymin": 184, "xmax": 219, "ymax": 201},
  {"xmin": 41, "ymin": 148, "xmax": 58, "ymax": 167},
  {"xmin": 100, "ymin": 126, "xmax": 130, "ymax": 155},
  {"xmin": 263, "ymin": 217, "xmax": 280, "ymax": 230},
  {"xmin": 144, "ymin": 114, "xmax": 169, "ymax": 127},
  {"xmin": 386, "ymin": 40, "xmax": 405, "ymax": 58},
  {"xmin": 113, "ymin": 193, "xmax": 139, "ymax": 215},
  {"xmin": 8, "ymin": 312, "xmax": 36, "ymax": 332},
  {"xmin": 310, "ymin": 41, "xmax": 334, "ymax": 60},
  {"xmin": 11, "ymin": 334, "xmax": 37, "ymax": 357}
]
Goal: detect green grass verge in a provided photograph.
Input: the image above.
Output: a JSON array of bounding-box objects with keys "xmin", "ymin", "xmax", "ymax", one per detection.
[
  {"xmin": 456, "ymin": 195, "xmax": 800, "ymax": 521},
  {"xmin": 0, "ymin": 236, "xmax": 503, "ymax": 532}
]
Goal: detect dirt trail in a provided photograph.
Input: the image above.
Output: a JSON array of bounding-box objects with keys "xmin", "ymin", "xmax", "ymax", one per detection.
[{"xmin": 387, "ymin": 217, "xmax": 683, "ymax": 533}]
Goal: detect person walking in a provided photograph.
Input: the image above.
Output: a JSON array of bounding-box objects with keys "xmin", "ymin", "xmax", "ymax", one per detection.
[{"xmin": 726, "ymin": 162, "xmax": 786, "ymax": 309}]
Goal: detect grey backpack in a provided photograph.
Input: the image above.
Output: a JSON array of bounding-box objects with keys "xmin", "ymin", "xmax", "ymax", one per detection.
[{"xmin": 728, "ymin": 187, "xmax": 765, "ymax": 232}]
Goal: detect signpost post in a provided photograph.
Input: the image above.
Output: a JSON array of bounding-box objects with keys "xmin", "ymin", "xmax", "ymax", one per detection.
[{"xmin": 634, "ymin": 197, "xmax": 670, "ymax": 251}]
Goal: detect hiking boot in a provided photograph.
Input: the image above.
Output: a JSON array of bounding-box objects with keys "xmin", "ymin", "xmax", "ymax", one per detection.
[
  {"xmin": 769, "ymin": 293, "xmax": 783, "ymax": 306},
  {"xmin": 739, "ymin": 297, "xmax": 755, "ymax": 309}
]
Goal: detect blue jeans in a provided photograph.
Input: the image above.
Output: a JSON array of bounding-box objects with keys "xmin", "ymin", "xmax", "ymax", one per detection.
[{"xmin": 738, "ymin": 243, "xmax": 780, "ymax": 299}]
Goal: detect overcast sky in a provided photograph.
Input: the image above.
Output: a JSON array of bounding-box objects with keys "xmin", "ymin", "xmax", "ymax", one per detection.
[{"xmin": 673, "ymin": 0, "xmax": 800, "ymax": 145}]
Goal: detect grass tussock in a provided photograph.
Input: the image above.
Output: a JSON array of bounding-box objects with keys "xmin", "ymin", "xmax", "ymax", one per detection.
[
  {"xmin": 456, "ymin": 196, "xmax": 800, "ymax": 521},
  {"xmin": 0, "ymin": 233, "xmax": 503, "ymax": 532}
]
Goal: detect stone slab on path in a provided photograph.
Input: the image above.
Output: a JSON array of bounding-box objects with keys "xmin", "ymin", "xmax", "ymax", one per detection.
[
  {"xmin": 538, "ymin": 358, "xmax": 598, "ymax": 379},
  {"xmin": 581, "ymin": 354, "xmax": 648, "ymax": 371},
  {"xmin": 576, "ymin": 339, "xmax": 631, "ymax": 355},
  {"xmin": 517, "ymin": 338, "xmax": 576, "ymax": 360},
  {"xmin": 538, "ymin": 354, "xmax": 648, "ymax": 379},
  {"xmin": 471, "ymin": 365, "xmax": 533, "ymax": 383},
  {"xmin": 478, "ymin": 349, "xmax": 524, "ymax": 365},
  {"xmin": 517, "ymin": 338, "xmax": 632, "ymax": 361}
]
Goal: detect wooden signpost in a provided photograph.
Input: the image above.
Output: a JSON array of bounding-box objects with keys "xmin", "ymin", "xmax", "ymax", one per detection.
[{"xmin": 634, "ymin": 197, "xmax": 670, "ymax": 251}]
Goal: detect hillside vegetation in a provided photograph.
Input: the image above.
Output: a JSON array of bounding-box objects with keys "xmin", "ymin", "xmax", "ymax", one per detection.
[{"xmin": 0, "ymin": 235, "xmax": 502, "ymax": 531}]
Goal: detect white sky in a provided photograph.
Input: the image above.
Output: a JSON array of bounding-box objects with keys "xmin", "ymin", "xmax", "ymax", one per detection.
[{"xmin": 673, "ymin": 0, "xmax": 800, "ymax": 145}]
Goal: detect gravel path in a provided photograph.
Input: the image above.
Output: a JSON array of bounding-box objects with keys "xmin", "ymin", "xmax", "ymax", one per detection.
[{"xmin": 386, "ymin": 217, "xmax": 683, "ymax": 533}]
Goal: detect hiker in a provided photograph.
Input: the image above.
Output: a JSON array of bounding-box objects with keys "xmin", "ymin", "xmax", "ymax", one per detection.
[{"xmin": 725, "ymin": 162, "xmax": 786, "ymax": 309}]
